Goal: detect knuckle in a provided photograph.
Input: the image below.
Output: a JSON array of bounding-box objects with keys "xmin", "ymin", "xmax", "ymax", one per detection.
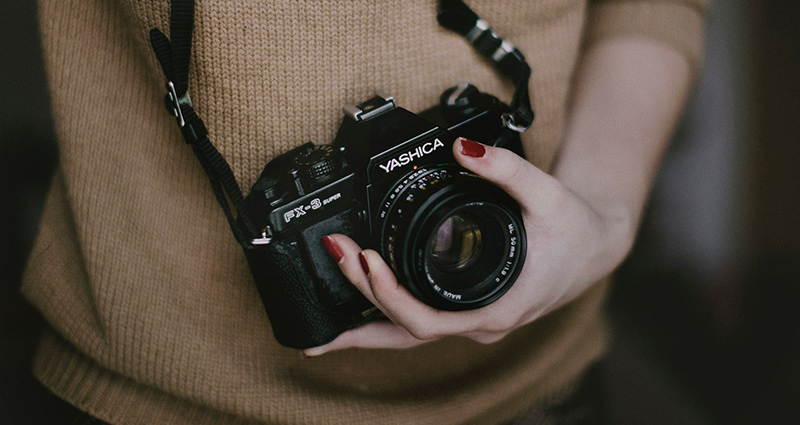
[
  {"xmin": 473, "ymin": 332, "xmax": 508, "ymax": 345},
  {"xmin": 348, "ymin": 271, "xmax": 371, "ymax": 292},
  {"xmin": 366, "ymin": 272, "xmax": 396, "ymax": 299},
  {"xmin": 538, "ymin": 178, "xmax": 573, "ymax": 216},
  {"xmin": 486, "ymin": 314, "xmax": 518, "ymax": 332},
  {"xmin": 553, "ymin": 183, "xmax": 574, "ymax": 207},
  {"xmin": 406, "ymin": 324, "xmax": 439, "ymax": 341},
  {"xmin": 498, "ymin": 153, "xmax": 527, "ymax": 182}
]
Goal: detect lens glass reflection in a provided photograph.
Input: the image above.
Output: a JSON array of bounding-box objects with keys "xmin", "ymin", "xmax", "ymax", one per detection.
[{"xmin": 428, "ymin": 214, "xmax": 483, "ymax": 272}]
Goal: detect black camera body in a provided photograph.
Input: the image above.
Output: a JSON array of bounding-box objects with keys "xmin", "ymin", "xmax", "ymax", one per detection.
[{"xmin": 244, "ymin": 84, "xmax": 527, "ymax": 349}]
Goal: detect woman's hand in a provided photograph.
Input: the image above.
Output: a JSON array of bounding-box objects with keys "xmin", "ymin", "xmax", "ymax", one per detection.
[{"xmin": 305, "ymin": 137, "xmax": 635, "ymax": 356}]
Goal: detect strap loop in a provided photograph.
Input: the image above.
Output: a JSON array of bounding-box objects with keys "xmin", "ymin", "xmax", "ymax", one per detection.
[
  {"xmin": 438, "ymin": 0, "xmax": 535, "ymax": 132},
  {"xmin": 165, "ymin": 81, "xmax": 191, "ymax": 127}
]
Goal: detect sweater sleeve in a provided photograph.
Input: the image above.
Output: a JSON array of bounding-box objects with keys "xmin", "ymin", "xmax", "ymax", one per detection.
[{"xmin": 584, "ymin": 0, "xmax": 709, "ymax": 73}]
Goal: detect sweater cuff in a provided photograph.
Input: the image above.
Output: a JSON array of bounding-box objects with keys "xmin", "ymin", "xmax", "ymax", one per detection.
[{"xmin": 584, "ymin": 1, "xmax": 707, "ymax": 74}]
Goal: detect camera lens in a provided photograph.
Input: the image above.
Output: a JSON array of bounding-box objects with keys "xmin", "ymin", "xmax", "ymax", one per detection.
[
  {"xmin": 429, "ymin": 213, "xmax": 483, "ymax": 272},
  {"xmin": 377, "ymin": 164, "xmax": 526, "ymax": 310}
]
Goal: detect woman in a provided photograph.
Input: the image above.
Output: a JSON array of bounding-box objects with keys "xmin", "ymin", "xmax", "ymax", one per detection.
[{"xmin": 24, "ymin": 0, "xmax": 706, "ymax": 423}]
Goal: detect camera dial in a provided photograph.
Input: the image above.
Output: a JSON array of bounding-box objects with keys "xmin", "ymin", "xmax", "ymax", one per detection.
[{"xmin": 292, "ymin": 145, "xmax": 342, "ymax": 190}]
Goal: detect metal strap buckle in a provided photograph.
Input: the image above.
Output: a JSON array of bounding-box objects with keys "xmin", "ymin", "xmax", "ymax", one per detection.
[
  {"xmin": 492, "ymin": 40, "xmax": 516, "ymax": 63},
  {"xmin": 465, "ymin": 19, "xmax": 517, "ymax": 64},
  {"xmin": 502, "ymin": 112, "xmax": 530, "ymax": 133},
  {"xmin": 465, "ymin": 19, "xmax": 490, "ymax": 43},
  {"xmin": 166, "ymin": 81, "xmax": 193, "ymax": 127}
]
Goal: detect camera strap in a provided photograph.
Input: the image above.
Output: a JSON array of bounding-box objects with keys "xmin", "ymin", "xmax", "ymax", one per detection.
[
  {"xmin": 149, "ymin": 1, "xmax": 262, "ymax": 247},
  {"xmin": 148, "ymin": 0, "xmax": 534, "ymax": 249},
  {"xmin": 438, "ymin": 0, "xmax": 534, "ymax": 132}
]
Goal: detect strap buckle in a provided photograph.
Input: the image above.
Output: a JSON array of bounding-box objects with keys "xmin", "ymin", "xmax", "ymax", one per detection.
[
  {"xmin": 166, "ymin": 81, "xmax": 193, "ymax": 127},
  {"xmin": 465, "ymin": 19, "xmax": 518, "ymax": 65},
  {"xmin": 502, "ymin": 112, "xmax": 530, "ymax": 133},
  {"xmin": 465, "ymin": 18, "xmax": 490, "ymax": 43},
  {"xmin": 492, "ymin": 40, "xmax": 516, "ymax": 63}
]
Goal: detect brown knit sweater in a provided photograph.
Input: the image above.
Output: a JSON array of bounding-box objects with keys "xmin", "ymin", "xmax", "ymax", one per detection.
[{"xmin": 24, "ymin": 1, "xmax": 706, "ymax": 424}]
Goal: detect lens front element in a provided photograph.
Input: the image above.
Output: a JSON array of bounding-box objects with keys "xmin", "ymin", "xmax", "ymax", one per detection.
[{"xmin": 429, "ymin": 213, "xmax": 483, "ymax": 272}]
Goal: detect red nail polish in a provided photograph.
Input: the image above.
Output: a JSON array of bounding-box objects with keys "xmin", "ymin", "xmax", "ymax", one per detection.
[
  {"xmin": 459, "ymin": 137, "xmax": 486, "ymax": 158},
  {"xmin": 359, "ymin": 252, "xmax": 370, "ymax": 275},
  {"xmin": 321, "ymin": 236, "xmax": 344, "ymax": 262}
]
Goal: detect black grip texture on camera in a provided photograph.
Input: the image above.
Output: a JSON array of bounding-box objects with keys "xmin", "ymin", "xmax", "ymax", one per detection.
[{"xmin": 244, "ymin": 243, "xmax": 372, "ymax": 349}]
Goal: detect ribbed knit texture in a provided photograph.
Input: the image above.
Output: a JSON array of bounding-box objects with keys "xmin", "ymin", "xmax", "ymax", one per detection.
[{"xmin": 23, "ymin": 1, "xmax": 705, "ymax": 424}]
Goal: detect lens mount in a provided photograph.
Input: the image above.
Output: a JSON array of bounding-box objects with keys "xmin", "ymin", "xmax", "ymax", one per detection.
[{"xmin": 376, "ymin": 165, "xmax": 526, "ymax": 310}]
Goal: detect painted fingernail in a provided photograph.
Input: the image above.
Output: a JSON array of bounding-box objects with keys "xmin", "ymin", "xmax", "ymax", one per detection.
[
  {"xmin": 321, "ymin": 236, "xmax": 344, "ymax": 263},
  {"xmin": 359, "ymin": 252, "xmax": 370, "ymax": 275},
  {"xmin": 458, "ymin": 137, "xmax": 486, "ymax": 158},
  {"xmin": 300, "ymin": 351, "xmax": 314, "ymax": 359}
]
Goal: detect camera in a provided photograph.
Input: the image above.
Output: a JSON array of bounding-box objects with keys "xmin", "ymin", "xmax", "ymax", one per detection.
[{"xmin": 244, "ymin": 83, "xmax": 527, "ymax": 349}]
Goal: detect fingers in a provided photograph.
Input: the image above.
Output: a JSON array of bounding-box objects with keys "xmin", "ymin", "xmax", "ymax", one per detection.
[
  {"xmin": 322, "ymin": 234, "xmax": 397, "ymax": 322},
  {"xmin": 321, "ymin": 234, "xmax": 487, "ymax": 341},
  {"xmin": 453, "ymin": 137, "xmax": 563, "ymax": 215},
  {"xmin": 359, "ymin": 249, "xmax": 484, "ymax": 340}
]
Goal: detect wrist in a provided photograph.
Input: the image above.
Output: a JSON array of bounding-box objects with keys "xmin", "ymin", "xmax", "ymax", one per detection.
[
  {"xmin": 595, "ymin": 199, "xmax": 638, "ymax": 267},
  {"xmin": 572, "ymin": 188, "xmax": 639, "ymax": 277}
]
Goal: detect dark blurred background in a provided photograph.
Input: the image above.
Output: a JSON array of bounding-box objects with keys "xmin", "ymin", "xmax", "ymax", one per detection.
[{"xmin": 2, "ymin": 1, "xmax": 798, "ymax": 424}]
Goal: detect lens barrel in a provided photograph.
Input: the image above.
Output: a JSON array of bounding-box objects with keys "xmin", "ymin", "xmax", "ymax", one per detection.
[{"xmin": 377, "ymin": 165, "xmax": 526, "ymax": 310}]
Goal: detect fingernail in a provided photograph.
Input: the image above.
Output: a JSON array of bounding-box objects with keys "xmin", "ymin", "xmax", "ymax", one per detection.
[
  {"xmin": 321, "ymin": 236, "xmax": 344, "ymax": 262},
  {"xmin": 359, "ymin": 252, "xmax": 370, "ymax": 275},
  {"xmin": 300, "ymin": 351, "xmax": 313, "ymax": 359},
  {"xmin": 458, "ymin": 137, "xmax": 486, "ymax": 158}
]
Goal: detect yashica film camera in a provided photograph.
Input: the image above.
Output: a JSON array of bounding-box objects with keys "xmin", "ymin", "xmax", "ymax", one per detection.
[{"xmin": 244, "ymin": 83, "xmax": 527, "ymax": 349}]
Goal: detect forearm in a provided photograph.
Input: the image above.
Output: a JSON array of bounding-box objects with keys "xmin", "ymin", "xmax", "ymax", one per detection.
[{"xmin": 554, "ymin": 37, "xmax": 694, "ymax": 253}]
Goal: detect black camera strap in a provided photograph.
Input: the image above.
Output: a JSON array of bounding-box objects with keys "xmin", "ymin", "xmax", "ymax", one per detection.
[
  {"xmin": 150, "ymin": 1, "xmax": 262, "ymax": 247},
  {"xmin": 149, "ymin": 0, "xmax": 534, "ymax": 249},
  {"xmin": 438, "ymin": 0, "xmax": 534, "ymax": 131}
]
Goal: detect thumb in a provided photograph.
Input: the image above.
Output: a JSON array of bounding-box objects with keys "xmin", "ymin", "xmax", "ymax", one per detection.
[{"xmin": 453, "ymin": 137, "xmax": 560, "ymax": 213}]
